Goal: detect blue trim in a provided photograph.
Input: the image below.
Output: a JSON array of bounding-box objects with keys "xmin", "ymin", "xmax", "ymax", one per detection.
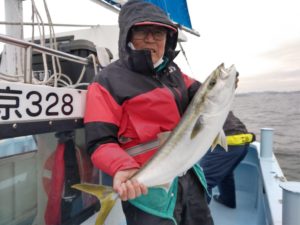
[
  {"xmin": 101, "ymin": 0, "xmax": 193, "ymax": 29},
  {"xmin": 144, "ymin": 0, "xmax": 192, "ymax": 29}
]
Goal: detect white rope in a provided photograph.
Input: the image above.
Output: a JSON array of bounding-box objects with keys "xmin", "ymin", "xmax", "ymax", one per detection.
[
  {"xmin": 75, "ymin": 66, "xmax": 87, "ymax": 85},
  {"xmin": 32, "ymin": 72, "xmax": 72, "ymax": 86},
  {"xmin": 87, "ymin": 54, "xmax": 99, "ymax": 75},
  {"xmin": 43, "ymin": 0, "xmax": 63, "ymax": 87},
  {"xmin": 0, "ymin": 72, "xmax": 23, "ymax": 82}
]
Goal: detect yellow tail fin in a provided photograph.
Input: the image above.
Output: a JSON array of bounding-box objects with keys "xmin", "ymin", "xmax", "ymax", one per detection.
[{"xmin": 72, "ymin": 183, "xmax": 118, "ymax": 225}]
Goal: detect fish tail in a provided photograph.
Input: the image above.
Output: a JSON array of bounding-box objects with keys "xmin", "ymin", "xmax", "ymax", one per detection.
[{"xmin": 72, "ymin": 183, "xmax": 118, "ymax": 225}]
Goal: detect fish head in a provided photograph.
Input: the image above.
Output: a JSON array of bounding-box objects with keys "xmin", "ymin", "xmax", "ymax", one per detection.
[{"xmin": 203, "ymin": 63, "xmax": 237, "ymax": 106}]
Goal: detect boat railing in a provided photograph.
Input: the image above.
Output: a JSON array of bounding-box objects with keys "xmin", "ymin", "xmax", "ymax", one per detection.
[
  {"xmin": 0, "ymin": 33, "xmax": 94, "ymax": 85},
  {"xmin": 259, "ymin": 128, "xmax": 300, "ymax": 225},
  {"xmin": 0, "ymin": 34, "xmax": 95, "ymax": 138}
]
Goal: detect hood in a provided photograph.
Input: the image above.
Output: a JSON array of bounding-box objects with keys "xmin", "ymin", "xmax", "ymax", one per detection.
[{"xmin": 118, "ymin": 0, "xmax": 178, "ymax": 74}]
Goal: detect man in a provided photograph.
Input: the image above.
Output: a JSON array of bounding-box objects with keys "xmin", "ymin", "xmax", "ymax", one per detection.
[
  {"xmin": 84, "ymin": 0, "xmax": 213, "ymax": 224},
  {"xmin": 200, "ymin": 111, "xmax": 255, "ymax": 208}
]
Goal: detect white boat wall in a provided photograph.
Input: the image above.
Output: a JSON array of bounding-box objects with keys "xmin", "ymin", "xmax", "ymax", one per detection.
[{"xmin": 0, "ymin": 0, "xmax": 300, "ymax": 225}]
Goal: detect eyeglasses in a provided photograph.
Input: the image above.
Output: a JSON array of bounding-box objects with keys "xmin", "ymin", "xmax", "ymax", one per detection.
[{"xmin": 131, "ymin": 26, "xmax": 167, "ymax": 41}]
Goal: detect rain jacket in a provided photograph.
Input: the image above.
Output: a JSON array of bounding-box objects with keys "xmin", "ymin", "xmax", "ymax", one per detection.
[{"xmin": 84, "ymin": 0, "xmax": 208, "ymax": 221}]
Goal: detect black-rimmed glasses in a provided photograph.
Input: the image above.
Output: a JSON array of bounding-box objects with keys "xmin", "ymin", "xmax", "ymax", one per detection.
[{"xmin": 131, "ymin": 26, "xmax": 167, "ymax": 41}]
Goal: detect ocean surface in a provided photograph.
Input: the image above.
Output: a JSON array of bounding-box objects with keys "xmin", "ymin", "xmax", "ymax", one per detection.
[{"xmin": 232, "ymin": 91, "xmax": 300, "ymax": 181}]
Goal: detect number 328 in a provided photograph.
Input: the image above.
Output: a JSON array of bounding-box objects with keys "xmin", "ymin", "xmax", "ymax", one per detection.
[{"xmin": 26, "ymin": 91, "xmax": 73, "ymax": 117}]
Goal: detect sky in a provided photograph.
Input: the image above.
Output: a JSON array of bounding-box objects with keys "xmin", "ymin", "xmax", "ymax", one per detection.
[
  {"xmin": 182, "ymin": 0, "xmax": 300, "ymax": 93},
  {"xmin": 1, "ymin": 0, "xmax": 300, "ymax": 93}
]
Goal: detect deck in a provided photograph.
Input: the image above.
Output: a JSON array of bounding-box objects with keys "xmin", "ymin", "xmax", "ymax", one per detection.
[{"xmin": 210, "ymin": 144, "xmax": 278, "ymax": 225}]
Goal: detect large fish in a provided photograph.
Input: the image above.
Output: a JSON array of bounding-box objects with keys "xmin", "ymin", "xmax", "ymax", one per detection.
[{"xmin": 73, "ymin": 63, "xmax": 237, "ymax": 224}]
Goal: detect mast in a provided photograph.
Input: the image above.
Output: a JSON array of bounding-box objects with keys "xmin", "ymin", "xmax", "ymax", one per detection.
[{"xmin": 0, "ymin": 0, "xmax": 24, "ymax": 76}]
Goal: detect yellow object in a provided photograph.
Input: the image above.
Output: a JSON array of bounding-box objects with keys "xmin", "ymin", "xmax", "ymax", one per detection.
[
  {"xmin": 226, "ymin": 133, "xmax": 255, "ymax": 146},
  {"xmin": 72, "ymin": 183, "xmax": 117, "ymax": 225}
]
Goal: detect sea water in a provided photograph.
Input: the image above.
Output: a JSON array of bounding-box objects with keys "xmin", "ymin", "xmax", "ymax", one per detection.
[{"xmin": 232, "ymin": 91, "xmax": 300, "ymax": 181}]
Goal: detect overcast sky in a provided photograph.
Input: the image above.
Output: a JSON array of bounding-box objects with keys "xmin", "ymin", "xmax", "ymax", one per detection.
[
  {"xmin": 180, "ymin": 0, "xmax": 300, "ymax": 93},
  {"xmin": 1, "ymin": 0, "xmax": 300, "ymax": 93}
]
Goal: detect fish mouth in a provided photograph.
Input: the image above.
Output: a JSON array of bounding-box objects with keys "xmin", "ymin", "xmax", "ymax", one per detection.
[
  {"xmin": 220, "ymin": 68, "xmax": 228, "ymax": 79},
  {"xmin": 220, "ymin": 65, "xmax": 235, "ymax": 80}
]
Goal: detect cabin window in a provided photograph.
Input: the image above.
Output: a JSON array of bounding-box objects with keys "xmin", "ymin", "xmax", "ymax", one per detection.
[
  {"xmin": 0, "ymin": 135, "xmax": 37, "ymax": 159},
  {"xmin": 0, "ymin": 138, "xmax": 37, "ymax": 225}
]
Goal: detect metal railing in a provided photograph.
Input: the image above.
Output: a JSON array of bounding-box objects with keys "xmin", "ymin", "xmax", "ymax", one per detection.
[{"xmin": 0, "ymin": 33, "xmax": 90, "ymax": 83}]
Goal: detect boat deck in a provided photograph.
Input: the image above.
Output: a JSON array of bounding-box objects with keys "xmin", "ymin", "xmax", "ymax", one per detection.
[
  {"xmin": 210, "ymin": 189, "xmax": 261, "ymax": 225},
  {"xmin": 210, "ymin": 144, "xmax": 270, "ymax": 225}
]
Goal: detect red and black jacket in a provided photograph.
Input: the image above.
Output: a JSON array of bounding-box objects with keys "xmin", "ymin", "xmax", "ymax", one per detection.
[
  {"xmin": 84, "ymin": 61, "xmax": 200, "ymax": 176},
  {"xmin": 84, "ymin": 0, "xmax": 200, "ymax": 176}
]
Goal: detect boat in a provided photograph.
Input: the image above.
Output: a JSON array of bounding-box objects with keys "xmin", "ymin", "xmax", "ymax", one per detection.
[
  {"xmin": 210, "ymin": 128, "xmax": 300, "ymax": 225},
  {"xmin": 0, "ymin": 1, "xmax": 299, "ymax": 225}
]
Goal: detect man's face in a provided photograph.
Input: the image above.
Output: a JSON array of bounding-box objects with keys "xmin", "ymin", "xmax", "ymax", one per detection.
[{"xmin": 131, "ymin": 25, "xmax": 167, "ymax": 65}]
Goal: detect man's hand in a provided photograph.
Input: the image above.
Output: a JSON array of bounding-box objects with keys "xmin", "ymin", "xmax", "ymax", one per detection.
[{"xmin": 113, "ymin": 169, "xmax": 148, "ymax": 201}]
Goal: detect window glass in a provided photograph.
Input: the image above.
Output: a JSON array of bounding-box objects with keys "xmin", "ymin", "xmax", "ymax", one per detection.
[
  {"xmin": 0, "ymin": 145, "xmax": 37, "ymax": 225},
  {"xmin": 0, "ymin": 135, "xmax": 37, "ymax": 158}
]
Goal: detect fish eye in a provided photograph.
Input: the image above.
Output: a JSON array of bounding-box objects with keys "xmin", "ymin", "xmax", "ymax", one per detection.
[{"xmin": 209, "ymin": 79, "xmax": 217, "ymax": 88}]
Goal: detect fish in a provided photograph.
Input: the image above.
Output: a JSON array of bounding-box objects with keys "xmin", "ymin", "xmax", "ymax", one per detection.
[
  {"xmin": 73, "ymin": 63, "xmax": 237, "ymax": 224},
  {"xmin": 132, "ymin": 63, "xmax": 237, "ymax": 186}
]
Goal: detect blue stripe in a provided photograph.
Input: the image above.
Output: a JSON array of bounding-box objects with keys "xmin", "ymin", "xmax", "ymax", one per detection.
[
  {"xmin": 144, "ymin": 0, "xmax": 192, "ymax": 29},
  {"xmin": 100, "ymin": 0, "xmax": 193, "ymax": 29}
]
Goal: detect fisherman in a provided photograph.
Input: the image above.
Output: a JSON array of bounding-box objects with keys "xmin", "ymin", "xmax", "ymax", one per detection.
[
  {"xmin": 84, "ymin": 0, "xmax": 214, "ymax": 224},
  {"xmin": 200, "ymin": 111, "xmax": 255, "ymax": 208}
]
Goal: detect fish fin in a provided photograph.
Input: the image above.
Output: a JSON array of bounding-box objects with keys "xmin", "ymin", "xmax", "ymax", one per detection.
[
  {"xmin": 191, "ymin": 115, "xmax": 204, "ymax": 139},
  {"xmin": 72, "ymin": 183, "xmax": 118, "ymax": 225},
  {"xmin": 211, "ymin": 130, "xmax": 228, "ymax": 151}
]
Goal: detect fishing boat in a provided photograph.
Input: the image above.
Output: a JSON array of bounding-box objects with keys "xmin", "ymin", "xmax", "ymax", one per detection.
[{"xmin": 0, "ymin": 1, "xmax": 299, "ymax": 225}]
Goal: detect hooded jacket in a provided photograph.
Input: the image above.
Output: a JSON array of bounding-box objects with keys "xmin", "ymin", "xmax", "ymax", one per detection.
[
  {"xmin": 84, "ymin": 0, "xmax": 201, "ymax": 177},
  {"xmin": 118, "ymin": 0, "xmax": 178, "ymax": 75}
]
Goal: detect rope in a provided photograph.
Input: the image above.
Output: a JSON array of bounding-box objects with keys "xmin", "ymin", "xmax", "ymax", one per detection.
[
  {"xmin": 178, "ymin": 42, "xmax": 193, "ymax": 74},
  {"xmin": 87, "ymin": 54, "xmax": 99, "ymax": 75}
]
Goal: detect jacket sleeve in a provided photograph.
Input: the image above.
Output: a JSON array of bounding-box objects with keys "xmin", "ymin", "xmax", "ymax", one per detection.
[
  {"xmin": 181, "ymin": 72, "xmax": 201, "ymax": 102},
  {"xmin": 84, "ymin": 82, "xmax": 140, "ymax": 176}
]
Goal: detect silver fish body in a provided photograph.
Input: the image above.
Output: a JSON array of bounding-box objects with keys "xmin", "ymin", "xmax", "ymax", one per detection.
[{"xmin": 133, "ymin": 63, "xmax": 237, "ymax": 187}]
